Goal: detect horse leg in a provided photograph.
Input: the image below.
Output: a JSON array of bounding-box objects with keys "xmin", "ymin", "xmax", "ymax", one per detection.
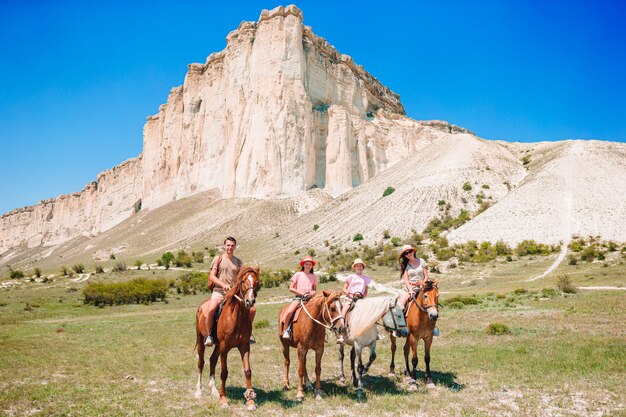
[
  {"xmin": 314, "ymin": 347, "xmax": 324, "ymax": 400},
  {"xmin": 338, "ymin": 344, "xmax": 346, "ymax": 386},
  {"xmin": 350, "ymin": 346, "xmax": 358, "ymax": 387},
  {"xmin": 296, "ymin": 346, "xmax": 307, "ymax": 401},
  {"xmin": 219, "ymin": 348, "xmax": 229, "ymax": 407},
  {"xmin": 403, "ymin": 335, "xmax": 412, "ymax": 381},
  {"xmin": 208, "ymin": 344, "xmax": 220, "ymax": 397},
  {"xmin": 389, "ymin": 333, "xmax": 397, "ymax": 377},
  {"xmin": 238, "ymin": 345, "xmax": 256, "ymax": 411},
  {"xmin": 355, "ymin": 345, "xmax": 365, "ymax": 398},
  {"xmin": 363, "ymin": 341, "xmax": 376, "ymax": 374},
  {"xmin": 281, "ymin": 341, "xmax": 290, "ymax": 390},
  {"xmin": 195, "ymin": 329, "xmax": 205, "ymax": 398},
  {"xmin": 410, "ymin": 336, "xmax": 419, "ymax": 381},
  {"xmin": 424, "ymin": 336, "xmax": 434, "ymax": 386}
]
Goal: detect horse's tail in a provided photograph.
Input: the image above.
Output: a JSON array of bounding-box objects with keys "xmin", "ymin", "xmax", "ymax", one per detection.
[{"xmin": 194, "ymin": 309, "xmax": 200, "ymax": 354}]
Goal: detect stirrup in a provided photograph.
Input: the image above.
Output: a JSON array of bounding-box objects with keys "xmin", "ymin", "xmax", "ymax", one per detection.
[{"xmin": 204, "ymin": 336, "xmax": 214, "ymax": 347}]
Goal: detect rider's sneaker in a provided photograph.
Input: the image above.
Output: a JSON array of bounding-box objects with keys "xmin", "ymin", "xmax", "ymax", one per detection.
[
  {"xmin": 249, "ymin": 334, "xmax": 256, "ymax": 344},
  {"xmin": 336, "ymin": 335, "xmax": 345, "ymax": 344},
  {"xmin": 281, "ymin": 330, "xmax": 291, "ymax": 339},
  {"xmin": 204, "ymin": 336, "xmax": 214, "ymax": 347}
]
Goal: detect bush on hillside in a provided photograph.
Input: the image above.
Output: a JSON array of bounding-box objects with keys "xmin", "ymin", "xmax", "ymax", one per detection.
[{"xmin": 83, "ymin": 278, "xmax": 169, "ymax": 307}]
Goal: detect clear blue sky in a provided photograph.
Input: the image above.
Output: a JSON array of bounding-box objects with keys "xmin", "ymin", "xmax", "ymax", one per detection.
[{"xmin": 1, "ymin": 0, "xmax": 624, "ymax": 214}]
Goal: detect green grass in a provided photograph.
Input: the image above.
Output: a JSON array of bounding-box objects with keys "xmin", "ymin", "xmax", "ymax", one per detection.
[{"xmin": 0, "ymin": 260, "xmax": 625, "ymax": 416}]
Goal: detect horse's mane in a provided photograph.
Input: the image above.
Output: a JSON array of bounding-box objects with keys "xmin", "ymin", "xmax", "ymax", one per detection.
[
  {"xmin": 224, "ymin": 266, "xmax": 259, "ymax": 302},
  {"xmin": 347, "ymin": 296, "xmax": 394, "ymax": 340},
  {"xmin": 306, "ymin": 290, "xmax": 341, "ymax": 311}
]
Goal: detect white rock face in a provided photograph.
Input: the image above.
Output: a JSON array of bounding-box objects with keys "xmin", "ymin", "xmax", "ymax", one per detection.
[{"xmin": 1, "ymin": 5, "xmax": 463, "ymax": 254}]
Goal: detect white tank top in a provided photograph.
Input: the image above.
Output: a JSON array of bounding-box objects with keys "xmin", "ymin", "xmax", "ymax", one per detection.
[{"xmin": 406, "ymin": 258, "xmax": 426, "ymax": 285}]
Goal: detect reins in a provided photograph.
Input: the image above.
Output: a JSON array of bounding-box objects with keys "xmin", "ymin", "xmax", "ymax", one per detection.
[
  {"xmin": 300, "ymin": 297, "xmax": 342, "ymax": 330},
  {"xmin": 410, "ymin": 284, "xmax": 440, "ymax": 313}
]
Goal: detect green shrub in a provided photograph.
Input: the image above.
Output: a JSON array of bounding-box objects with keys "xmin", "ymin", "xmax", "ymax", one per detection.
[
  {"xmin": 580, "ymin": 245, "xmax": 599, "ymax": 262},
  {"xmin": 258, "ymin": 269, "xmax": 292, "ymax": 288},
  {"xmin": 95, "ymin": 265, "xmax": 104, "ymax": 274},
  {"xmin": 112, "ymin": 262, "xmax": 127, "ymax": 272},
  {"xmin": 175, "ymin": 253, "xmax": 192, "ymax": 267},
  {"xmin": 192, "ymin": 251, "xmax": 205, "ymax": 263},
  {"xmin": 382, "ymin": 229, "xmax": 390, "ymax": 239},
  {"xmin": 382, "ymin": 187, "xmax": 395, "ymax": 197},
  {"xmin": 313, "ymin": 224, "xmax": 319, "ymax": 231},
  {"xmin": 254, "ymin": 319, "xmax": 270, "ymax": 329},
  {"xmin": 495, "ymin": 240, "xmax": 512, "ymax": 256},
  {"xmin": 442, "ymin": 295, "xmax": 479, "ymax": 306},
  {"xmin": 72, "ymin": 264, "xmax": 85, "ymax": 274},
  {"xmin": 83, "ymin": 278, "xmax": 169, "ymax": 306},
  {"xmin": 568, "ymin": 239, "xmax": 585, "ymax": 252},
  {"xmin": 161, "ymin": 252, "xmax": 175, "ymax": 269},
  {"xmin": 482, "ymin": 184, "xmax": 490, "ymax": 189},
  {"xmin": 568, "ymin": 255, "xmax": 578, "ymax": 265},
  {"xmin": 515, "ymin": 240, "xmax": 552, "ymax": 256},
  {"xmin": 448, "ymin": 301, "xmax": 464, "ymax": 309},
  {"xmin": 557, "ymin": 274, "xmax": 577, "ymax": 294},
  {"xmin": 173, "ymin": 272, "xmax": 208, "ymax": 295},
  {"xmin": 462, "ymin": 182, "xmax": 472, "ymax": 191},
  {"xmin": 60, "ymin": 266, "xmax": 68, "ymax": 276},
  {"xmin": 34, "ymin": 267, "xmax": 42, "ymax": 278},
  {"xmin": 513, "ymin": 288, "xmax": 528, "ymax": 294},
  {"xmin": 390, "ymin": 236, "xmax": 402, "ymax": 247},
  {"xmin": 486, "ymin": 322, "xmax": 511, "ymax": 335},
  {"xmin": 208, "ymin": 248, "xmax": 218, "ymax": 258},
  {"xmin": 522, "ymin": 156, "xmax": 531, "ymax": 165},
  {"xmin": 10, "ymin": 270, "xmax": 24, "ymax": 279},
  {"xmin": 541, "ymin": 288, "xmax": 558, "ymax": 298},
  {"xmin": 134, "ymin": 260, "xmax": 142, "ymax": 270},
  {"xmin": 353, "ymin": 233, "xmax": 364, "ymax": 242}
]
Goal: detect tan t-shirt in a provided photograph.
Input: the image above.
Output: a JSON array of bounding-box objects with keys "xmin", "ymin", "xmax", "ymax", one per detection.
[{"xmin": 211, "ymin": 255, "xmax": 243, "ymax": 295}]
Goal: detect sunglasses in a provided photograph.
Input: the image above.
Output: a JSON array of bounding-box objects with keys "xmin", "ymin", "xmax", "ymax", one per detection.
[{"xmin": 404, "ymin": 250, "xmax": 415, "ymax": 256}]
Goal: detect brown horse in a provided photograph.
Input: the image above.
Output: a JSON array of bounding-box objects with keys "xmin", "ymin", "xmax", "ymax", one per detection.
[
  {"xmin": 195, "ymin": 266, "xmax": 260, "ymax": 410},
  {"xmin": 279, "ymin": 290, "xmax": 344, "ymax": 401},
  {"xmin": 389, "ymin": 279, "xmax": 440, "ymax": 388}
]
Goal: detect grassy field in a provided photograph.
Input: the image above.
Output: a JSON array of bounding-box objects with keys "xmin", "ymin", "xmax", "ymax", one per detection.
[{"xmin": 1, "ymin": 255, "xmax": 625, "ymax": 416}]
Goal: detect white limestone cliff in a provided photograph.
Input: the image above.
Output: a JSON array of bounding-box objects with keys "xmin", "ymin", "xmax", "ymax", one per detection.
[{"xmin": 1, "ymin": 5, "xmax": 464, "ymax": 254}]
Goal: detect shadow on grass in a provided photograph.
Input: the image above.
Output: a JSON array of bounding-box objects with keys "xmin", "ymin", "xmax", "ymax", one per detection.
[{"xmin": 412, "ymin": 370, "xmax": 465, "ymax": 391}]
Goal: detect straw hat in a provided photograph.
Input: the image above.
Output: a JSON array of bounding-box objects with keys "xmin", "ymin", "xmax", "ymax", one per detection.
[
  {"xmin": 299, "ymin": 256, "xmax": 316, "ymax": 267},
  {"xmin": 352, "ymin": 258, "xmax": 366, "ymax": 269},
  {"xmin": 399, "ymin": 244, "xmax": 416, "ymax": 257}
]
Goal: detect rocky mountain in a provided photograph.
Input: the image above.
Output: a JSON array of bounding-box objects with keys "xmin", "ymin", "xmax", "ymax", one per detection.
[{"xmin": 1, "ymin": 5, "xmax": 624, "ymax": 270}]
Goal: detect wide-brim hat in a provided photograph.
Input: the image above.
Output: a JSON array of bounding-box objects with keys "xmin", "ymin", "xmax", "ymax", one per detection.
[
  {"xmin": 400, "ymin": 244, "xmax": 416, "ymax": 257},
  {"xmin": 352, "ymin": 258, "xmax": 366, "ymax": 269},
  {"xmin": 300, "ymin": 256, "xmax": 316, "ymax": 267}
]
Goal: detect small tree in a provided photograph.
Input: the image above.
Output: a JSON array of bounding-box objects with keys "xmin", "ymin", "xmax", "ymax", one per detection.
[
  {"xmin": 313, "ymin": 224, "xmax": 320, "ymax": 231},
  {"xmin": 192, "ymin": 251, "xmax": 205, "ymax": 263},
  {"xmin": 382, "ymin": 187, "xmax": 395, "ymax": 197},
  {"xmin": 72, "ymin": 264, "xmax": 85, "ymax": 274},
  {"xmin": 60, "ymin": 266, "xmax": 68, "ymax": 276},
  {"xmin": 10, "ymin": 270, "xmax": 24, "ymax": 279},
  {"xmin": 135, "ymin": 260, "xmax": 142, "ymax": 270},
  {"xmin": 353, "ymin": 233, "xmax": 364, "ymax": 242},
  {"xmin": 462, "ymin": 182, "xmax": 472, "ymax": 191},
  {"xmin": 161, "ymin": 252, "xmax": 175, "ymax": 269},
  {"xmin": 382, "ymin": 229, "xmax": 390, "ymax": 239},
  {"xmin": 34, "ymin": 267, "xmax": 42, "ymax": 278},
  {"xmin": 95, "ymin": 265, "xmax": 104, "ymax": 274}
]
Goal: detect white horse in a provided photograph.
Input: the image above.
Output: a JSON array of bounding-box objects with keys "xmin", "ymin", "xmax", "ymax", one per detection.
[{"xmin": 338, "ymin": 296, "xmax": 408, "ymax": 397}]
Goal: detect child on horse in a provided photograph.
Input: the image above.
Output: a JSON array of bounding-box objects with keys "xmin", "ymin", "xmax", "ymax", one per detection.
[
  {"xmin": 338, "ymin": 258, "xmax": 372, "ymax": 344},
  {"xmin": 280, "ymin": 256, "xmax": 318, "ymax": 339}
]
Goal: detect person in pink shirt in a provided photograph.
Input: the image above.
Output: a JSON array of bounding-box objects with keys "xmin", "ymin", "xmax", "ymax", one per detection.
[
  {"xmin": 280, "ymin": 256, "xmax": 318, "ymax": 339},
  {"xmin": 337, "ymin": 258, "xmax": 371, "ymax": 343}
]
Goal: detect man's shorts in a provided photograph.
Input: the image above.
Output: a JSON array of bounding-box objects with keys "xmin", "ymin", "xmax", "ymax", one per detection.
[{"xmin": 211, "ymin": 289, "xmax": 225, "ymax": 302}]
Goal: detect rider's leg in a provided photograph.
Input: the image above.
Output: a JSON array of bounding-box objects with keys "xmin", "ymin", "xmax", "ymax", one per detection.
[
  {"xmin": 282, "ymin": 301, "xmax": 298, "ymax": 338},
  {"xmin": 204, "ymin": 293, "xmax": 223, "ymax": 346}
]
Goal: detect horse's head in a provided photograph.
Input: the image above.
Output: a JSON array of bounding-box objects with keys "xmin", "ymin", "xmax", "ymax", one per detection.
[
  {"xmin": 384, "ymin": 297, "xmax": 408, "ymax": 337},
  {"xmin": 322, "ymin": 290, "xmax": 345, "ymax": 336},
  {"xmin": 418, "ymin": 279, "xmax": 440, "ymax": 322},
  {"xmin": 238, "ymin": 266, "xmax": 260, "ymax": 309}
]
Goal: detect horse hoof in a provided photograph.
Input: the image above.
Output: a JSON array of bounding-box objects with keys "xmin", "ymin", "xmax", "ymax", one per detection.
[
  {"xmin": 407, "ymin": 383, "xmax": 418, "ymax": 392},
  {"xmin": 296, "ymin": 395, "xmax": 304, "ymax": 402},
  {"xmin": 211, "ymin": 389, "xmax": 219, "ymax": 398},
  {"xmin": 305, "ymin": 382, "xmax": 314, "ymax": 391},
  {"xmin": 220, "ymin": 401, "xmax": 229, "ymax": 408},
  {"xmin": 315, "ymin": 390, "xmax": 324, "ymax": 400},
  {"xmin": 338, "ymin": 378, "xmax": 346, "ymax": 387},
  {"xmin": 388, "ymin": 372, "xmax": 396, "ymax": 379},
  {"xmin": 282, "ymin": 385, "xmax": 290, "ymax": 391},
  {"xmin": 194, "ymin": 389, "xmax": 202, "ymax": 399},
  {"xmin": 356, "ymin": 389, "xmax": 364, "ymax": 400},
  {"xmin": 247, "ymin": 402, "xmax": 256, "ymax": 411}
]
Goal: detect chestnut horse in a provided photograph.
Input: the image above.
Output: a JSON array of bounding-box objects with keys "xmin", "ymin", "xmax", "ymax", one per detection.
[
  {"xmin": 278, "ymin": 290, "xmax": 344, "ymax": 401},
  {"xmin": 195, "ymin": 266, "xmax": 260, "ymax": 410},
  {"xmin": 389, "ymin": 279, "xmax": 440, "ymax": 387}
]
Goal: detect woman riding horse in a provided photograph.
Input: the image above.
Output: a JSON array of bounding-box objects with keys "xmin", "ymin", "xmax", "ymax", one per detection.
[{"xmin": 195, "ymin": 266, "xmax": 260, "ymax": 410}]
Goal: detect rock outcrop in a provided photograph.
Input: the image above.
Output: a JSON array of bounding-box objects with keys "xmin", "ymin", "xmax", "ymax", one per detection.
[{"xmin": 0, "ymin": 5, "xmax": 462, "ymax": 254}]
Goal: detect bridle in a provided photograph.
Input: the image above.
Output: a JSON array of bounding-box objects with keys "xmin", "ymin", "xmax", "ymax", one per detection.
[
  {"xmin": 300, "ymin": 295, "xmax": 344, "ymax": 333},
  {"xmin": 412, "ymin": 284, "xmax": 440, "ymax": 313},
  {"xmin": 232, "ymin": 272, "xmax": 258, "ymax": 304}
]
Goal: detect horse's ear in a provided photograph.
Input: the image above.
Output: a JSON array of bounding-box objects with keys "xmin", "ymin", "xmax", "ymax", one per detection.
[
  {"xmin": 253, "ymin": 266, "xmax": 260, "ymax": 275},
  {"xmin": 322, "ymin": 290, "xmax": 330, "ymax": 297},
  {"xmin": 433, "ymin": 278, "xmax": 439, "ymax": 286}
]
